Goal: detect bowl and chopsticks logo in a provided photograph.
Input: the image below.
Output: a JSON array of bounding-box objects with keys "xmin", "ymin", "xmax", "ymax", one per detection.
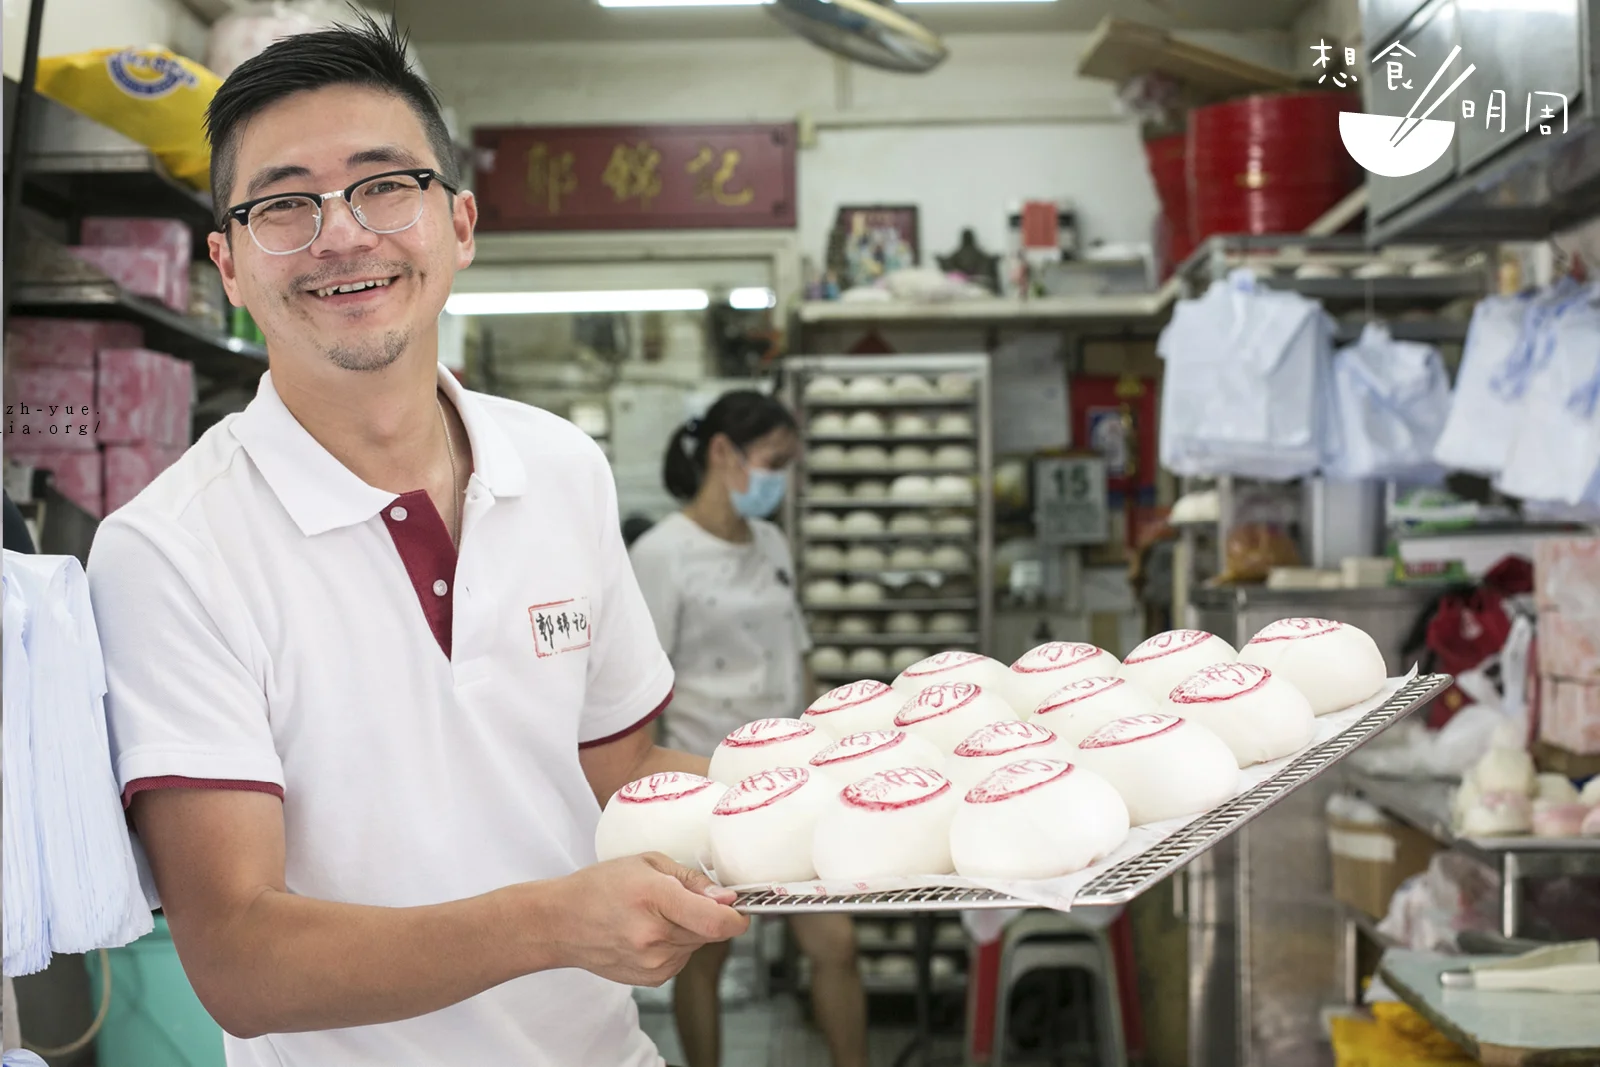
[{"xmin": 1314, "ymin": 37, "xmax": 1569, "ymax": 178}]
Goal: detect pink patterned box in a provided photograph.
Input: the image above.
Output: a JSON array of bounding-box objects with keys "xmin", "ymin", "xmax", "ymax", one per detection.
[
  {"xmin": 1539, "ymin": 675, "xmax": 1600, "ymax": 756},
  {"xmin": 81, "ymin": 217, "xmax": 191, "ymax": 313},
  {"xmin": 103, "ymin": 444, "xmax": 186, "ymax": 514},
  {"xmin": 98, "ymin": 348, "xmax": 193, "ymax": 446},
  {"xmin": 7, "ymin": 367, "xmax": 98, "ymax": 448},
  {"xmin": 1539, "ymin": 612, "xmax": 1600, "ymax": 682},
  {"xmin": 8, "ymin": 448, "xmax": 103, "ymax": 517},
  {"xmin": 5, "ymin": 317, "xmax": 143, "ymax": 367},
  {"xmin": 1534, "ymin": 538, "xmax": 1600, "ymax": 616},
  {"xmin": 66, "ymin": 246, "xmax": 174, "ymax": 309}
]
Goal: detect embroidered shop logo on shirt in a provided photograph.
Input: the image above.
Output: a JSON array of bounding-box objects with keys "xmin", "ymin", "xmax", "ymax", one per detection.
[{"xmin": 528, "ymin": 597, "xmax": 593, "ymax": 657}]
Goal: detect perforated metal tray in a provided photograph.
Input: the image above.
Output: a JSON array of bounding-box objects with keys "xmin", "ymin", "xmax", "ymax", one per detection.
[{"xmin": 734, "ymin": 673, "xmax": 1453, "ymax": 914}]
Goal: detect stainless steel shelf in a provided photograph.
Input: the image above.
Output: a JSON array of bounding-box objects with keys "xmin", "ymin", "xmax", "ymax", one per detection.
[
  {"xmin": 805, "ymin": 467, "xmax": 976, "ymax": 479},
  {"xmin": 12, "ymin": 280, "xmax": 266, "ymax": 381},
  {"xmin": 803, "ymin": 532, "xmax": 973, "ymax": 544},
  {"xmin": 801, "ymin": 499, "xmax": 977, "ymax": 511},
  {"xmin": 808, "ymin": 434, "xmax": 977, "ymax": 446},
  {"xmin": 861, "ymin": 975, "xmax": 968, "ymax": 995},
  {"xmin": 800, "ymin": 569, "xmax": 974, "ymax": 581},
  {"xmin": 811, "ymin": 633, "xmax": 979, "ymax": 647},
  {"xmin": 803, "ymin": 599, "xmax": 979, "ymax": 613},
  {"xmin": 802, "ymin": 395, "xmax": 978, "ymax": 409},
  {"xmin": 733, "ymin": 673, "xmax": 1455, "ymax": 914}
]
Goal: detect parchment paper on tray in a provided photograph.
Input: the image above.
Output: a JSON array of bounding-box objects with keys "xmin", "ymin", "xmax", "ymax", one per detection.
[{"xmin": 720, "ymin": 671, "xmax": 1419, "ymax": 913}]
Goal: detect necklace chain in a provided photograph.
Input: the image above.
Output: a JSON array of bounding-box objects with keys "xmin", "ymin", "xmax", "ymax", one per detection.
[{"xmin": 436, "ymin": 394, "xmax": 460, "ymax": 548}]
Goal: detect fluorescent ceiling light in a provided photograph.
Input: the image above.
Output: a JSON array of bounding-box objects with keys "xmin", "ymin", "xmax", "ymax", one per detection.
[
  {"xmin": 445, "ymin": 289, "xmax": 711, "ymax": 315},
  {"xmin": 597, "ymin": 0, "xmax": 770, "ymax": 7},
  {"xmin": 598, "ymin": 0, "xmax": 1054, "ymax": 6},
  {"xmin": 729, "ymin": 287, "xmax": 777, "ymax": 310}
]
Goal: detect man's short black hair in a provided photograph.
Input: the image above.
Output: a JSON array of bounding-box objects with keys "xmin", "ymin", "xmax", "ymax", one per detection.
[{"xmin": 204, "ymin": 12, "xmax": 458, "ymax": 230}]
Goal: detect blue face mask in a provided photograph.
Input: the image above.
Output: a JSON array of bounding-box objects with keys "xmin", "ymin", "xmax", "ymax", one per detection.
[{"xmin": 731, "ymin": 465, "xmax": 789, "ymax": 518}]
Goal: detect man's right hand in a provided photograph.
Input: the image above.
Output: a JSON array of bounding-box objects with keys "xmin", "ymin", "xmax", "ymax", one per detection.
[{"xmin": 536, "ymin": 853, "xmax": 750, "ymax": 987}]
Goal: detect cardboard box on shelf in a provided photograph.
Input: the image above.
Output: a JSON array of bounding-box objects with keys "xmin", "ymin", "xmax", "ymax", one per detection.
[
  {"xmin": 81, "ymin": 216, "xmax": 192, "ymax": 313},
  {"xmin": 1539, "ymin": 612, "xmax": 1600, "ymax": 683},
  {"xmin": 8, "ymin": 449, "xmax": 103, "ymax": 517},
  {"xmin": 1539, "ymin": 675, "xmax": 1600, "ymax": 756},
  {"xmin": 7, "ymin": 367, "xmax": 98, "ymax": 449},
  {"xmin": 1328, "ymin": 814, "xmax": 1441, "ymax": 920},
  {"xmin": 98, "ymin": 348, "xmax": 194, "ymax": 446},
  {"xmin": 65, "ymin": 246, "xmax": 175, "ymax": 309},
  {"xmin": 103, "ymin": 444, "xmax": 186, "ymax": 515},
  {"xmin": 5, "ymin": 317, "xmax": 143, "ymax": 367},
  {"xmin": 1534, "ymin": 537, "xmax": 1600, "ymax": 615}
]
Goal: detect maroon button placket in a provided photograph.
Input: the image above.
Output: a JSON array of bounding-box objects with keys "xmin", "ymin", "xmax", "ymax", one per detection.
[{"xmin": 380, "ymin": 489, "xmax": 457, "ymax": 659}]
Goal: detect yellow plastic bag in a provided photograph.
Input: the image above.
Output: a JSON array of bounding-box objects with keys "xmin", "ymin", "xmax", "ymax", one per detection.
[
  {"xmin": 1329, "ymin": 1003, "xmax": 1476, "ymax": 1067},
  {"xmin": 35, "ymin": 47, "xmax": 221, "ymax": 191}
]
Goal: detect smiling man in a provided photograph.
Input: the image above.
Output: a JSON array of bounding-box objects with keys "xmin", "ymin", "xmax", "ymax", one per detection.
[{"xmin": 85, "ymin": 15, "xmax": 745, "ymax": 1067}]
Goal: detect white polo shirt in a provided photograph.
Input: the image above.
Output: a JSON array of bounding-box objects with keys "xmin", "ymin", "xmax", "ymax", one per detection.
[{"xmin": 86, "ymin": 366, "xmax": 674, "ymax": 1067}]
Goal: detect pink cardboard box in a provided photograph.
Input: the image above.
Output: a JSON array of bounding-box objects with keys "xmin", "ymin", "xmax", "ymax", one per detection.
[
  {"xmin": 5, "ymin": 317, "xmax": 143, "ymax": 367},
  {"xmin": 81, "ymin": 217, "xmax": 192, "ymax": 314},
  {"xmin": 66, "ymin": 246, "xmax": 175, "ymax": 310},
  {"xmin": 1534, "ymin": 538, "xmax": 1600, "ymax": 616},
  {"xmin": 1539, "ymin": 675, "xmax": 1600, "ymax": 756},
  {"xmin": 1539, "ymin": 611, "xmax": 1600, "ymax": 683},
  {"xmin": 103, "ymin": 444, "xmax": 185, "ymax": 514},
  {"xmin": 7, "ymin": 367, "xmax": 98, "ymax": 448},
  {"xmin": 98, "ymin": 348, "xmax": 192, "ymax": 446},
  {"xmin": 8, "ymin": 448, "xmax": 103, "ymax": 517}
]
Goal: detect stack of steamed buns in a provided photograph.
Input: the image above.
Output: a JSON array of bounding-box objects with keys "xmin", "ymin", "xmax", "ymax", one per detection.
[{"xmin": 594, "ymin": 621, "xmax": 1389, "ymax": 886}]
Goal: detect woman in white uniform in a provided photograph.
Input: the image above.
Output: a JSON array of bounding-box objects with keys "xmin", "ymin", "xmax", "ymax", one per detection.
[{"xmin": 629, "ymin": 391, "xmax": 869, "ymax": 1067}]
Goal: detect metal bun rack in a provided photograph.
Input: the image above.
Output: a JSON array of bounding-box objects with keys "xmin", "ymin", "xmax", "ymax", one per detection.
[
  {"xmin": 734, "ymin": 672, "xmax": 1454, "ymax": 913},
  {"xmin": 782, "ymin": 354, "xmax": 996, "ymax": 690}
]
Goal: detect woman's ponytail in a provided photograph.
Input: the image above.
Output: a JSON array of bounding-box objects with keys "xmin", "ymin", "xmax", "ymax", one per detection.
[
  {"xmin": 660, "ymin": 391, "xmax": 797, "ymax": 503},
  {"xmin": 662, "ymin": 419, "xmax": 705, "ymax": 502}
]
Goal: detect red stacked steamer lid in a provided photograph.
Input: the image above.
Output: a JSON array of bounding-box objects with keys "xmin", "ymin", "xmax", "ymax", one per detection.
[
  {"xmin": 1187, "ymin": 91, "xmax": 1359, "ymax": 240},
  {"xmin": 1142, "ymin": 133, "xmax": 1194, "ymax": 277}
]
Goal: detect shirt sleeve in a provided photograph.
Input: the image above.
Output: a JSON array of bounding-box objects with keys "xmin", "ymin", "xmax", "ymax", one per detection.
[
  {"xmin": 86, "ymin": 515, "xmax": 284, "ymax": 807},
  {"xmin": 579, "ymin": 464, "xmax": 675, "ymax": 748},
  {"xmin": 764, "ymin": 522, "xmax": 812, "ymax": 655}
]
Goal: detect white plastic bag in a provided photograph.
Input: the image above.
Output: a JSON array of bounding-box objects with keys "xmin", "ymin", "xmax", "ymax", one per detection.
[
  {"xmin": 1158, "ymin": 269, "xmax": 1335, "ymax": 479},
  {"xmin": 1327, "ymin": 322, "xmax": 1452, "ymax": 480},
  {"xmin": 1433, "ymin": 289, "xmax": 1540, "ymax": 474},
  {"xmin": 1497, "ymin": 294, "xmax": 1600, "ymax": 506}
]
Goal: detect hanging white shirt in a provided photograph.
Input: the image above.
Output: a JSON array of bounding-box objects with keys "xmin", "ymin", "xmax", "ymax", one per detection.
[{"xmin": 629, "ymin": 513, "xmax": 811, "ymax": 758}]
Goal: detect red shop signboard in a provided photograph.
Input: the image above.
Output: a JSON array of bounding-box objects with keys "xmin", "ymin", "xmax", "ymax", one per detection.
[{"xmin": 472, "ymin": 123, "xmax": 797, "ymax": 232}]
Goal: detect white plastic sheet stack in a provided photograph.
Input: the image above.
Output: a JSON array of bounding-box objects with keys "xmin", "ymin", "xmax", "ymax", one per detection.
[
  {"xmin": 3, "ymin": 552, "xmax": 152, "ymax": 978},
  {"xmin": 1325, "ymin": 322, "xmax": 1452, "ymax": 481},
  {"xmin": 1158, "ymin": 269, "xmax": 1336, "ymax": 480}
]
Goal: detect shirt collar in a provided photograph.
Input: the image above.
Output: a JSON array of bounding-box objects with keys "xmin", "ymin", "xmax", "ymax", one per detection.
[{"xmin": 231, "ymin": 364, "xmax": 527, "ymax": 538}]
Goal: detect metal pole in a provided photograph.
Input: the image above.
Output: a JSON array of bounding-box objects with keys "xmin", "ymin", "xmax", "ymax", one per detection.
[{"xmin": 3, "ymin": 0, "xmax": 49, "ymax": 329}]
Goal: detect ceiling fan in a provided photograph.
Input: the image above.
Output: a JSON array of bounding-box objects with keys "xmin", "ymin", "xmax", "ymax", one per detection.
[{"xmin": 768, "ymin": 0, "xmax": 948, "ymax": 73}]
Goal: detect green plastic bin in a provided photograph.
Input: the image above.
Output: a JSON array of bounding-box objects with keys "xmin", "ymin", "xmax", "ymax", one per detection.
[{"xmin": 84, "ymin": 915, "xmax": 225, "ymax": 1067}]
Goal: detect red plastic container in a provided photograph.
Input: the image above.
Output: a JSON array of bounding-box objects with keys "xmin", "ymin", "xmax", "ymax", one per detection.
[
  {"xmin": 1186, "ymin": 91, "xmax": 1359, "ymax": 242},
  {"xmin": 1143, "ymin": 133, "xmax": 1195, "ymax": 277}
]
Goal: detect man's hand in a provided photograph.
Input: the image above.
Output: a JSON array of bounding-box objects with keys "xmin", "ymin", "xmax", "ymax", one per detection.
[{"xmin": 537, "ymin": 853, "xmax": 748, "ymax": 987}]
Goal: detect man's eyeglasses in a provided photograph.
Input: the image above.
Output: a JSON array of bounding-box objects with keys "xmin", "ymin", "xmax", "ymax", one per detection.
[{"xmin": 223, "ymin": 168, "xmax": 459, "ymax": 255}]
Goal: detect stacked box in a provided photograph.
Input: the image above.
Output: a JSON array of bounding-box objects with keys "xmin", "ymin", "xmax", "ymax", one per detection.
[
  {"xmin": 7, "ymin": 367, "xmax": 98, "ymax": 448},
  {"xmin": 81, "ymin": 217, "xmax": 192, "ymax": 313},
  {"xmin": 103, "ymin": 445, "xmax": 185, "ymax": 515},
  {"xmin": 66, "ymin": 246, "xmax": 175, "ymax": 308},
  {"xmin": 8, "ymin": 448, "xmax": 103, "ymax": 517},
  {"xmin": 98, "ymin": 348, "xmax": 193, "ymax": 447},
  {"xmin": 1535, "ymin": 538, "xmax": 1600, "ymax": 755},
  {"xmin": 5, "ymin": 317, "xmax": 143, "ymax": 367}
]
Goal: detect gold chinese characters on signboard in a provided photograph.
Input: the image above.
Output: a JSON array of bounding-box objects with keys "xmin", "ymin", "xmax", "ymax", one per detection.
[
  {"xmin": 526, "ymin": 142, "xmax": 576, "ymax": 214},
  {"xmin": 602, "ymin": 141, "xmax": 663, "ymax": 208},
  {"xmin": 687, "ymin": 146, "xmax": 754, "ymax": 206}
]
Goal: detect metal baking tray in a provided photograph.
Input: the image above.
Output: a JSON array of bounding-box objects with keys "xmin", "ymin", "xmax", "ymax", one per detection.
[{"xmin": 734, "ymin": 673, "xmax": 1454, "ymax": 914}]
